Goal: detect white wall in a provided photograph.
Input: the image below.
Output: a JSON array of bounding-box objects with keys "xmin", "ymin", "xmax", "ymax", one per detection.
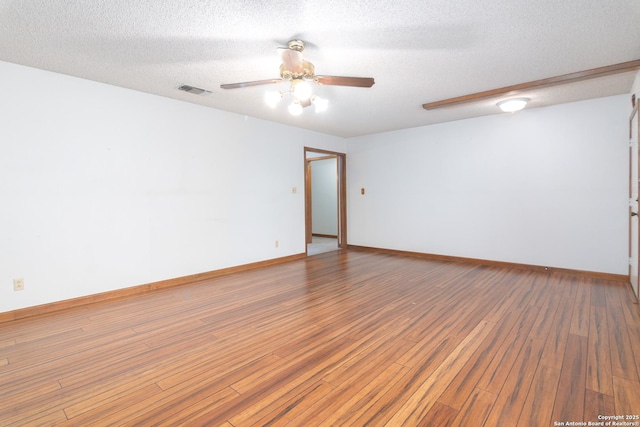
[
  {"xmin": 347, "ymin": 95, "xmax": 630, "ymax": 275},
  {"xmin": 1, "ymin": 60, "xmax": 632, "ymax": 314},
  {"xmin": 311, "ymin": 158, "xmax": 338, "ymax": 235},
  {"xmin": 0, "ymin": 61, "xmax": 345, "ymax": 313}
]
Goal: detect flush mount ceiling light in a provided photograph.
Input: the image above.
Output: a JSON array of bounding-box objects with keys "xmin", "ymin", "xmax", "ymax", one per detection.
[{"xmin": 497, "ymin": 98, "xmax": 530, "ymax": 113}]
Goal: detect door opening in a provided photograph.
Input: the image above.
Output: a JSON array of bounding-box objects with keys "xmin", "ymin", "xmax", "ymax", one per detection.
[{"xmin": 305, "ymin": 147, "xmax": 347, "ymax": 255}]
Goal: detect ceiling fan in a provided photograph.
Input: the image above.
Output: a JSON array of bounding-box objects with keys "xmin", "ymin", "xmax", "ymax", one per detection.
[{"xmin": 220, "ymin": 40, "xmax": 375, "ymax": 115}]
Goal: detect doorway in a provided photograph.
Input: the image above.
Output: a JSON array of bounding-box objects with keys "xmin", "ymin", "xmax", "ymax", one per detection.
[{"xmin": 304, "ymin": 147, "xmax": 347, "ymax": 255}]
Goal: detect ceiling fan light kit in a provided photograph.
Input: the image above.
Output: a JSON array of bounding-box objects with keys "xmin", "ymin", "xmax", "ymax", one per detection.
[
  {"xmin": 292, "ymin": 79, "xmax": 312, "ymax": 101},
  {"xmin": 221, "ymin": 39, "xmax": 375, "ymax": 116},
  {"xmin": 288, "ymin": 101, "xmax": 304, "ymax": 116},
  {"xmin": 312, "ymin": 95, "xmax": 328, "ymax": 112},
  {"xmin": 264, "ymin": 81, "xmax": 328, "ymax": 115},
  {"xmin": 497, "ymin": 97, "xmax": 530, "ymax": 112},
  {"xmin": 265, "ymin": 90, "xmax": 283, "ymax": 108}
]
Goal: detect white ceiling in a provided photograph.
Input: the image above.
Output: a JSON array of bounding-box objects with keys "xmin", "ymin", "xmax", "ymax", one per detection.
[{"xmin": 1, "ymin": 0, "xmax": 639, "ymax": 138}]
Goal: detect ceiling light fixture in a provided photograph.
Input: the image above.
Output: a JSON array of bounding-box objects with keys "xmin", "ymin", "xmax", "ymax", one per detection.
[
  {"xmin": 313, "ymin": 96, "xmax": 328, "ymax": 113},
  {"xmin": 288, "ymin": 101, "xmax": 303, "ymax": 116},
  {"xmin": 497, "ymin": 97, "xmax": 530, "ymax": 113},
  {"xmin": 267, "ymin": 78, "xmax": 329, "ymax": 116},
  {"xmin": 223, "ymin": 39, "xmax": 372, "ymax": 117},
  {"xmin": 292, "ymin": 80, "xmax": 312, "ymax": 101},
  {"xmin": 265, "ymin": 91, "xmax": 282, "ymax": 108}
]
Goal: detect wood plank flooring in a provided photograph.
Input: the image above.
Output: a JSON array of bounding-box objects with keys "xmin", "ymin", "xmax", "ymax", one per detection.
[{"xmin": 1, "ymin": 250, "xmax": 639, "ymax": 426}]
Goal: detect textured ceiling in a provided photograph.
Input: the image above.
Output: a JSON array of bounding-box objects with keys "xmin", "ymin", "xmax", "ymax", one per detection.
[{"xmin": 1, "ymin": 0, "xmax": 639, "ymax": 137}]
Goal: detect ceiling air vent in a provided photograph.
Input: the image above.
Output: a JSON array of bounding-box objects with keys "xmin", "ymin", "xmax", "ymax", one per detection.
[{"xmin": 178, "ymin": 85, "xmax": 211, "ymax": 95}]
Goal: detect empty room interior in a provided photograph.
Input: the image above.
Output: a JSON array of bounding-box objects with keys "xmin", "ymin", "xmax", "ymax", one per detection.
[{"xmin": 1, "ymin": 1, "xmax": 640, "ymax": 426}]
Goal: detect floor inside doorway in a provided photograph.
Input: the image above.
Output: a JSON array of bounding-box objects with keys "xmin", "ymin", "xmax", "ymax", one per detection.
[{"xmin": 307, "ymin": 236, "xmax": 339, "ymax": 256}]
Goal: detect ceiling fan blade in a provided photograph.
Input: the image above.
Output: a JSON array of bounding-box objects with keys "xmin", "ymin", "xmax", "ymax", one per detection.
[
  {"xmin": 220, "ymin": 79, "xmax": 282, "ymax": 89},
  {"xmin": 278, "ymin": 48, "xmax": 304, "ymax": 74},
  {"xmin": 315, "ymin": 76, "xmax": 375, "ymax": 87}
]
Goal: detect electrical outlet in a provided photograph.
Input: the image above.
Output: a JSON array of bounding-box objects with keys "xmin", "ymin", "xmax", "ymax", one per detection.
[
  {"xmin": 275, "ymin": 240, "xmax": 279, "ymax": 248},
  {"xmin": 13, "ymin": 278, "xmax": 24, "ymax": 291}
]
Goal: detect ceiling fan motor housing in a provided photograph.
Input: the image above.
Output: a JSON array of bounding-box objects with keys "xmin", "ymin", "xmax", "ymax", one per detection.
[
  {"xmin": 287, "ymin": 40, "xmax": 305, "ymax": 51},
  {"xmin": 279, "ymin": 61, "xmax": 315, "ymax": 80}
]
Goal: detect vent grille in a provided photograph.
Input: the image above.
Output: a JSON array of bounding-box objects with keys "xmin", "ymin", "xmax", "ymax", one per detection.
[{"xmin": 178, "ymin": 85, "xmax": 211, "ymax": 95}]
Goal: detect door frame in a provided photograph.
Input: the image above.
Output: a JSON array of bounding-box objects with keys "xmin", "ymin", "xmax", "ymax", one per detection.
[
  {"xmin": 304, "ymin": 147, "xmax": 347, "ymax": 251},
  {"xmin": 629, "ymin": 95, "xmax": 639, "ymax": 300}
]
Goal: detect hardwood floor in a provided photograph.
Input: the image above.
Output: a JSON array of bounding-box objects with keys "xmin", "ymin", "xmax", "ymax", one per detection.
[{"xmin": 1, "ymin": 250, "xmax": 639, "ymax": 426}]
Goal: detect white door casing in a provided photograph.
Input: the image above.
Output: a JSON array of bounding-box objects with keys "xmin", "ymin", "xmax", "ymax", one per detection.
[{"xmin": 630, "ymin": 105, "xmax": 639, "ymax": 299}]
